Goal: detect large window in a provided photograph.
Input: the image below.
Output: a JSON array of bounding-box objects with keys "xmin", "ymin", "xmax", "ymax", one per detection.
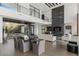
[
  {"xmin": 17, "ymin": 4, "xmax": 28, "ymax": 14},
  {"xmin": 0, "ymin": 3, "xmax": 17, "ymax": 11},
  {"xmin": 30, "ymin": 5, "xmax": 40, "ymax": 18}
]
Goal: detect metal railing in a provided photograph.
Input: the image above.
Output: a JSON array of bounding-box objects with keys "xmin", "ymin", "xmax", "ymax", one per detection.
[{"xmin": 0, "ymin": 3, "xmax": 51, "ymax": 22}]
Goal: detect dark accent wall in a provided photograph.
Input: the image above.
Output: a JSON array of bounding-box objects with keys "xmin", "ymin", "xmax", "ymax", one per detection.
[{"xmin": 52, "ymin": 5, "xmax": 64, "ymax": 36}]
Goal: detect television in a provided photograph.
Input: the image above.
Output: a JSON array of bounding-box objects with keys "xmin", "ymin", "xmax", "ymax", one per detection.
[{"xmin": 53, "ymin": 27, "xmax": 61, "ymax": 32}]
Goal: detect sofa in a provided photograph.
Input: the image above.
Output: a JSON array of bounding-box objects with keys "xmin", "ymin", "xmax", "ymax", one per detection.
[{"xmin": 67, "ymin": 41, "xmax": 78, "ymax": 55}]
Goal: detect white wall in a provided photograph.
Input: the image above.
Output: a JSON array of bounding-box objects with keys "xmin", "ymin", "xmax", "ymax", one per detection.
[
  {"xmin": 64, "ymin": 3, "xmax": 77, "ymax": 35},
  {"xmin": 41, "ymin": 10, "xmax": 52, "ymax": 22},
  {"xmin": 0, "ymin": 16, "xmax": 3, "ymax": 43},
  {"xmin": 77, "ymin": 4, "xmax": 79, "ymax": 36}
]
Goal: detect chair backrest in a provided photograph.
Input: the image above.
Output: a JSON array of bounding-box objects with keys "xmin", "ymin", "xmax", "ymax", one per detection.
[{"xmin": 69, "ymin": 41, "xmax": 77, "ymax": 45}]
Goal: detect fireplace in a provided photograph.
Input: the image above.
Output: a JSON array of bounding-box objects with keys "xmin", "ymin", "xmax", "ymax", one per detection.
[{"xmin": 53, "ymin": 27, "xmax": 61, "ymax": 32}]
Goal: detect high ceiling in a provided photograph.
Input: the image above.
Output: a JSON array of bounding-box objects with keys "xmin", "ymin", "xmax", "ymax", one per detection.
[
  {"xmin": 30, "ymin": 3, "xmax": 50, "ymax": 12},
  {"xmin": 30, "ymin": 3, "xmax": 64, "ymax": 21},
  {"xmin": 45, "ymin": 3, "xmax": 61, "ymax": 8},
  {"xmin": 30, "ymin": 3, "xmax": 63, "ymax": 12}
]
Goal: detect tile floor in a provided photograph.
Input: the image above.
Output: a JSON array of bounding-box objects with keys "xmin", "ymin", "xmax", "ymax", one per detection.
[{"xmin": 0, "ymin": 39, "xmax": 77, "ymax": 56}]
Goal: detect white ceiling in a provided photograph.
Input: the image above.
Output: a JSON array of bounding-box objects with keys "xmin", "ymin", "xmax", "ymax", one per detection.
[
  {"xmin": 30, "ymin": 3, "xmax": 50, "ymax": 12},
  {"xmin": 30, "ymin": 3, "xmax": 63, "ymax": 12}
]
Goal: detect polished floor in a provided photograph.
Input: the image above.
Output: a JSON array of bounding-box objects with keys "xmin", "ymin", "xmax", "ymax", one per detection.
[
  {"xmin": 41, "ymin": 40, "xmax": 77, "ymax": 56},
  {"xmin": 0, "ymin": 39, "xmax": 77, "ymax": 56}
]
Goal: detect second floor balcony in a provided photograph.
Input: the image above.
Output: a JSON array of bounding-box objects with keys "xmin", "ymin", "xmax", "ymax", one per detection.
[{"xmin": 0, "ymin": 3, "xmax": 51, "ymax": 22}]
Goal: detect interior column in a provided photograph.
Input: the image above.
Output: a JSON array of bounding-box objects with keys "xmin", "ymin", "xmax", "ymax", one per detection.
[
  {"xmin": 34, "ymin": 23, "xmax": 39, "ymax": 35},
  {"xmin": 0, "ymin": 16, "xmax": 3, "ymax": 44}
]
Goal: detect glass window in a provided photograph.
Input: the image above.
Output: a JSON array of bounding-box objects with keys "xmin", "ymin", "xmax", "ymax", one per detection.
[
  {"xmin": 30, "ymin": 9, "xmax": 35, "ymax": 17},
  {"xmin": 17, "ymin": 4, "xmax": 28, "ymax": 14},
  {"xmin": 30, "ymin": 5, "xmax": 40, "ymax": 18},
  {"xmin": 20, "ymin": 6, "xmax": 27, "ymax": 14},
  {"xmin": 35, "ymin": 11, "xmax": 40, "ymax": 18}
]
